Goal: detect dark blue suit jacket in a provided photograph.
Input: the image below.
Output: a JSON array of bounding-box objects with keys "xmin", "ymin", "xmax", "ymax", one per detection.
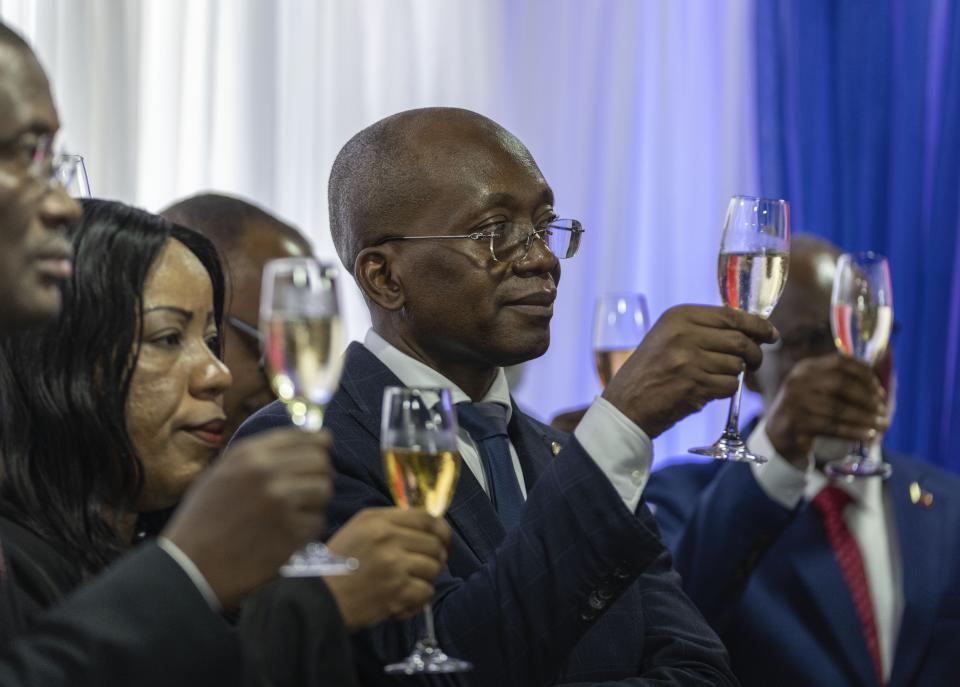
[
  {"xmin": 645, "ymin": 452, "xmax": 960, "ymax": 687},
  {"xmin": 234, "ymin": 343, "xmax": 738, "ymax": 687}
]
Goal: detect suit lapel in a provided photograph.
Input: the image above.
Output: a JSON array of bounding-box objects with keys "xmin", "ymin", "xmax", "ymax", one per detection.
[
  {"xmin": 787, "ymin": 504, "xmax": 879, "ymax": 687},
  {"xmin": 338, "ymin": 343, "xmax": 506, "ymax": 563},
  {"xmin": 888, "ymin": 455, "xmax": 944, "ymax": 687},
  {"xmin": 337, "ymin": 342, "xmax": 402, "ymax": 440},
  {"xmin": 445, "ymin": 471, "xmax": 506, "ymax": 563},
  {"xmin": 508, "ymin": 404, "xmax": 558, "ymax": 490}
]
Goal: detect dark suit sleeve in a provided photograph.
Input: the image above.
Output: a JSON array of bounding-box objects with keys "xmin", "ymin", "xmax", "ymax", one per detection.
[
  {"xmin": 625, "ymin": 505, "xmax": 740, "ymax": 685},
  {"xmin": 645, "ymin": 463, "xmax": 797, "ymax": 631},
  {"xmin": 0, "ymin": 543, "xmax": 242, "ymax": 687},
  {"xmin": 238, "ymin": 577, "xmax": 358, "ymax": 687},
  {"xmin": 235, "ymin": 407, "xmax": 737, "ymax": 687}
]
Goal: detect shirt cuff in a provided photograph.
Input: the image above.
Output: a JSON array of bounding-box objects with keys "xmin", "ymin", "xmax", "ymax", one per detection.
[
  {"xmin": 157, "ymin": 537, "xmax": 221, "ymax": 612},
  {"xmin": 747, "ymin": 419, "xmax": 812, "ymax": 510},
  {"xmin": 574, "ymin": 396, "xmax": 653, "ymax": 512}
]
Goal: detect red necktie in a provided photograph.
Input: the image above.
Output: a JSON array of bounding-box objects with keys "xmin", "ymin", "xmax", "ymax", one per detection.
[{"xmin": 811, "ymin": 486, "xmax": 885, "ymax": 686}]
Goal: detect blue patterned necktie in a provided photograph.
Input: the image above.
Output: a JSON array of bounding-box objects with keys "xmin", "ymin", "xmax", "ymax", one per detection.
[{"xmin": 455, "ymin": 401, "xmax": 525, "ymax": 530}]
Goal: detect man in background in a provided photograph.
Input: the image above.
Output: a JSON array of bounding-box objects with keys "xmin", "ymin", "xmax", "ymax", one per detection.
[{"xmin": 646, "ymin": 235, "xmax": 960, "ymax": 687}]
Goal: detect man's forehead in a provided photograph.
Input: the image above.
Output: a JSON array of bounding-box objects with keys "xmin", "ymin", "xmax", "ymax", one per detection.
[
  {"xmin": 413, "ymin": 126, "xmax": 547, "ymax": 193},
  {"xmin": 0, "ymin": 45, "xmax": 57, "ymax": 139},
  {"xmin": 227, "ymin": 222, "xmax": 311, "ymax": 296}
]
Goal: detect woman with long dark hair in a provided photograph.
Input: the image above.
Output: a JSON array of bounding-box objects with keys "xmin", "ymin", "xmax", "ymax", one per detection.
[
  {"xmin": 0, "ymin": 198, "xmax": 359, "ymax": 686},
  {"xmin": 0, "ymin": 198, "xmax": 232, "ymax": 607},
  {"xmin": 0, "ymin": 199, "xmax": 448, "ymax": 686}
]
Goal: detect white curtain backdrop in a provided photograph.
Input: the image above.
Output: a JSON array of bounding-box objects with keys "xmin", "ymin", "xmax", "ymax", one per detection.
[{"xmin": 1, "ymin": 0, "xmax": 761, "ymax": 462}]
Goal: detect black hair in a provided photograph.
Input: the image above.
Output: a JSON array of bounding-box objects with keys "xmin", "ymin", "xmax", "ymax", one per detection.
[{"xmin": 0, "ymin": 198, "xmax": 225, "ymax": 575}]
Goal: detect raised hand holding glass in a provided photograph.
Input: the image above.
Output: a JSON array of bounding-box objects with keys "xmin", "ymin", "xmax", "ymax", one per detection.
[{"xmin": 689, "ymin": 195, "xmax": 790, "ymax": 463}]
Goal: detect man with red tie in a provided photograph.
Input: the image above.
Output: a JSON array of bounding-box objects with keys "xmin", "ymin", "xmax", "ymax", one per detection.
[{"xmin": 645, "ymin": 235, "xmax": 960, "ymax": 687}]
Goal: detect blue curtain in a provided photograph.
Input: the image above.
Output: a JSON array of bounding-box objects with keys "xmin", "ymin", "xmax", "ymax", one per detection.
[{"xmin": 756, "ymin": 0, "xmax": 960, "ymax": 471}]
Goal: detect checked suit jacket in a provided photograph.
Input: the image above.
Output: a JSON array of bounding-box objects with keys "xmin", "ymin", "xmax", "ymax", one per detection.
[{"xmin": 234, "ymin": 342, "xmax": 738, "ymax": 687}]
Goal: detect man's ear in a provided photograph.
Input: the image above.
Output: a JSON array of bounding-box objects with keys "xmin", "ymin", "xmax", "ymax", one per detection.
[{"xmin": 354, "ymin": 247, "xmax": 404, "ymax": 311}]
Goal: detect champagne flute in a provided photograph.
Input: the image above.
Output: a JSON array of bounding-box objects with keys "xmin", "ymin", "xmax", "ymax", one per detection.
[
  {"xmin": 382, "ymin": 387, "xmax": 471, "ymax": 675},
  {"xmin": 593, "ymin": 293, "xmax": 650, "ymax": 387},
  {"xmin": 690, "ymin": 195, "xmax": 790, "ymax": 463},
  {"xmin": 260, "ymin": 257, "xmax": 357, "ymax": 576},
  {"xmin": 825, "ymin": 252, "xmax": 893, "ymax": 479}
]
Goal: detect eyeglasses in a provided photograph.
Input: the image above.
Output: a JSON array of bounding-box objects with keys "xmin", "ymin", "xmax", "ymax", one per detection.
[
  {"xmin": 377, "ymin": 218, "xmax": 583, "ymax": 262},
  {"xmin": 0, "ymin": 132, "xmax": 81, "ymax": 191}
]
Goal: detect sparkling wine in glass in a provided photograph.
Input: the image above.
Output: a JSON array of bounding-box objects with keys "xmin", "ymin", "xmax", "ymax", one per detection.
[
  {"xmin": 689, "ymin": 195, "xmax": 790, "ymax": 463},
  {"xmin": 825, "ymin": 252, "xmax": 893, "ymax": 479},
  {"xmin": 260, "ymin": 257, "xmax": 357, "ymax": 576},
  {"xmin": 382, "ymin": 387, "xmax": 471, "ymax": 675},
  {"xmin": 593, "ymin": 293, "xmax": 650, "ymax": 387}
]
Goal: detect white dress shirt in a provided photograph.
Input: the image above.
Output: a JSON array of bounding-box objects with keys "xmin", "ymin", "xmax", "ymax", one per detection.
[
  {"xmin": 364, "ymin": 329, "xmax": 653, "ymax": 512},
  {"xmin": 748, "ymin": 420, "xmax": 903, "ymax": 680}
]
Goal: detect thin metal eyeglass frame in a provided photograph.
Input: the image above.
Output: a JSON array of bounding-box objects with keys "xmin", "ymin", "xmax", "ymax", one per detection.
[{"xmin": 375, "ymin": 219, "xmax": 583, "ymax": 262}]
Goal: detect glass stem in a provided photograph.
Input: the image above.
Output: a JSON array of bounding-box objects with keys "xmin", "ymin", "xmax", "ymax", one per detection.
[
  {"xmin": 723, "ymin": 370, "xmax": 746, "ymax": 437},
  {"xmin": 420, "ymin": 601, "xmax": 438, "ymax": 649}
]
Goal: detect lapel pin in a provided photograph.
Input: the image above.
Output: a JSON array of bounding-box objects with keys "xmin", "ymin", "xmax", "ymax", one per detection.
[
  {"xmin": 909, "ymin": 481, "xmax": 934, "ymax": 508},
  {"xmin": 550, "ymin": 441, "xmax": 562, "ymax": 456}
]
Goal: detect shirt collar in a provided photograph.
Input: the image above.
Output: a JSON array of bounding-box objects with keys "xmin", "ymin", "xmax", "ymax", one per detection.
[{"xmin": 363, "ymin": 328, "xmax": 513, "ymax": 421}]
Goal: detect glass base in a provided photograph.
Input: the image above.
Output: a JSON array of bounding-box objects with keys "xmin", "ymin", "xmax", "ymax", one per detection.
[
  {"xmin": 280, "ymin": 542, "xmax": 358, "ymax": 577},
  {"xmin": 384, "ymin": 641, "xmax": 472, "ymax": 675},
  {"xmin": 824, "ymin": 457, "xmax": 892, "ymax": 479},
  {"xmin": 689, "ymin": 432, "xmax": 767, "ymax": 464}
]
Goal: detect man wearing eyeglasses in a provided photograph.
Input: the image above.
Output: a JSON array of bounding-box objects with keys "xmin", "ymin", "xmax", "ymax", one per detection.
[
  {"xmin": 645, "ymin": 235, "xmax": 960, "ymax": 687},
  {"xmin": 235, "ymin": 106, "xmax": 781, "ymax": 685},
  {"xmin": 0, "ymin": 22, "xmax": 346, "ymax": 687}
]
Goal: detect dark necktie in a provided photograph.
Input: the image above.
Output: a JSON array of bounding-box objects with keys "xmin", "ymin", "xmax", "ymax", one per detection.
[
  {"xmin": 811, "ymin": 485, "xmax": 885, "ymax": 686},
  {"xmin": 455, "ymin": 402, "xmax": 525, "ymax": 530}
]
